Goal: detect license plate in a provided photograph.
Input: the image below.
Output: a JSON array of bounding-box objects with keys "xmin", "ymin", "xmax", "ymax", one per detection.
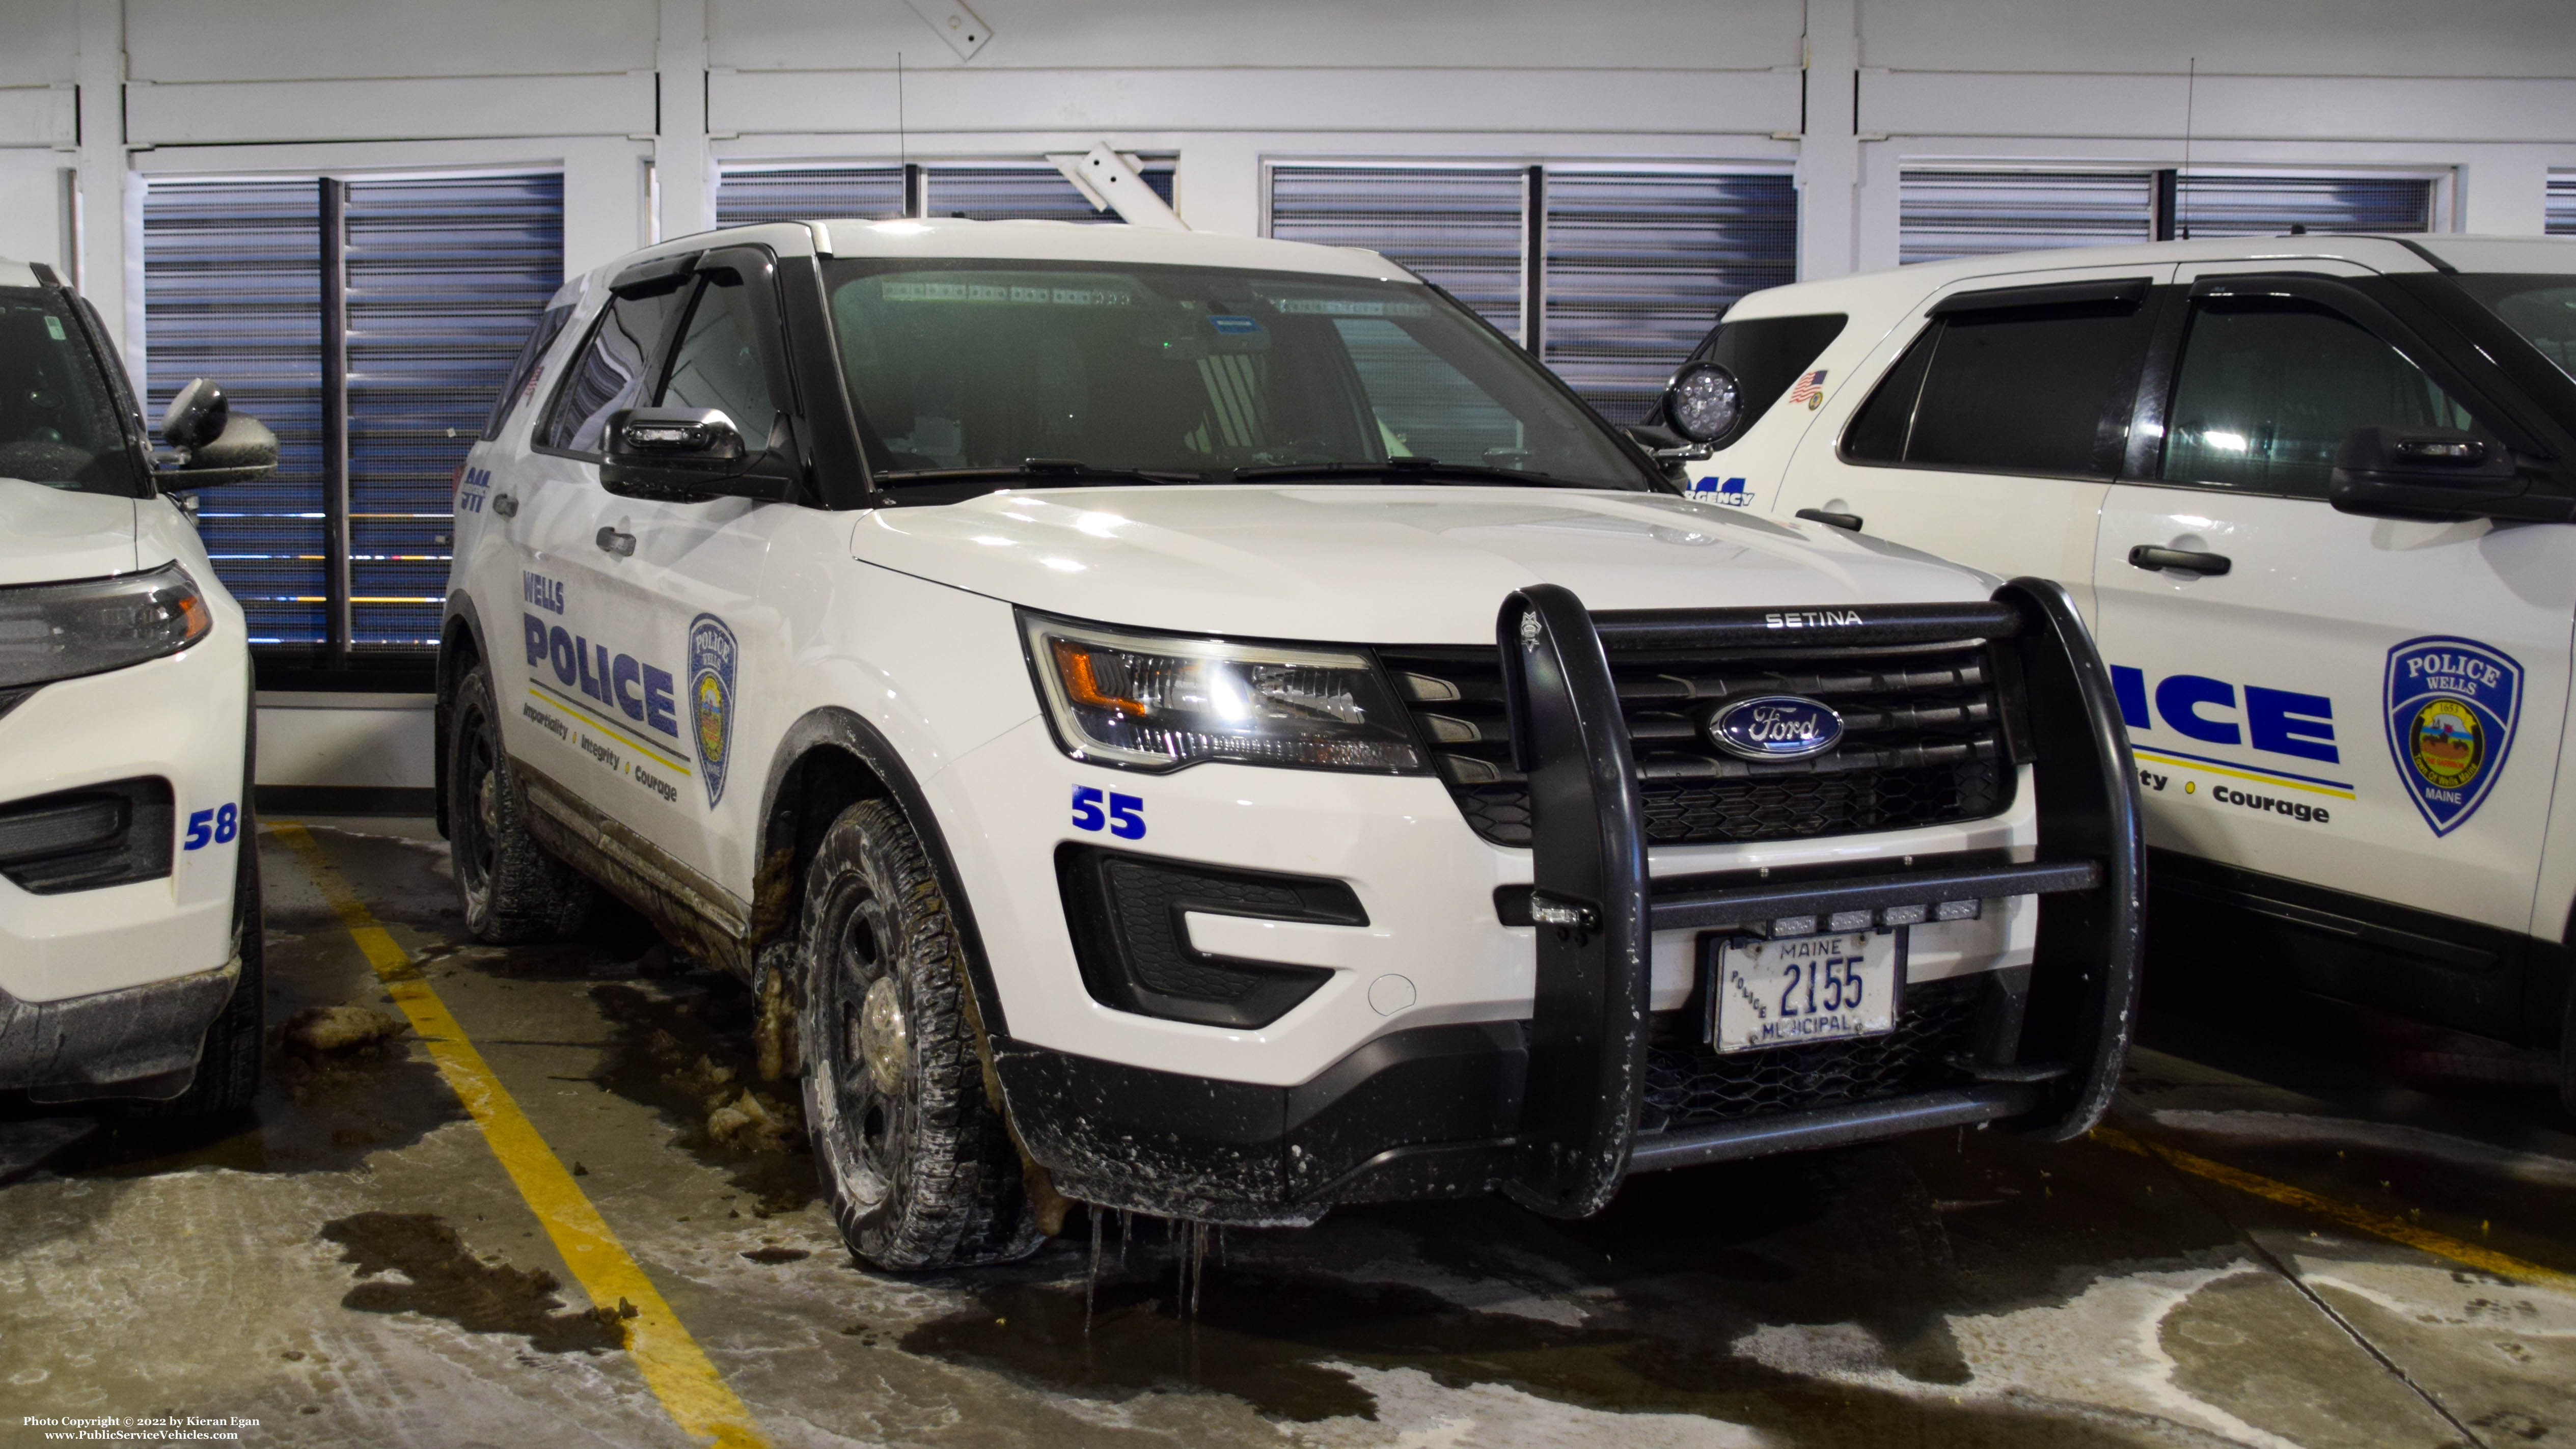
[{"xmin": 1708, "ymin": 930, "xmax": 1902, "ymax": 1053}]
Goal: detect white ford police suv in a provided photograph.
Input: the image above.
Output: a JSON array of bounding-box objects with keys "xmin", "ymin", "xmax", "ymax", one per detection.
[
  {"xmin": 1, "ymin": 258, "xmax": 278, "ymax": 1117},
  {"xmin": 1654, "ymin": 234, "xmax": 2576, "ymax": 1110},
  {"xmin": 441, "ymin": 218, "xmax": 2142, "ymax": 1269}
]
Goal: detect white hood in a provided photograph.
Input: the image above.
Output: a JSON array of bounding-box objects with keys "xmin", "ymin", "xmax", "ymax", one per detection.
[
  {"xmin": 850, "ymin": 485, "xmax": 1993, "ymax": 644},
  {"xmin": 0, "ymin": 478, "xmax": 137, "ymax": 587}
]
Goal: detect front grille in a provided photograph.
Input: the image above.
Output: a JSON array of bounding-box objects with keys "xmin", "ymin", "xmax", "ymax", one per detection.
[
  {"xmin": 1641, "ymin": 973, "xmax": 1983, "ymax": 1130},
  {"xmin": 1380, "ymin": 637, "xmax": 2015, "ymax": 848}
]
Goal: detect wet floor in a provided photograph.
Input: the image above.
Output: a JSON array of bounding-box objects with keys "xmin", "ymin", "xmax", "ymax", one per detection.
[{"xmin": 2, "ymin": 818, "xmax": 2571, "ymax": 1447}]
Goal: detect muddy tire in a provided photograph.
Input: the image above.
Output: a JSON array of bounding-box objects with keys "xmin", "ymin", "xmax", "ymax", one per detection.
[
  {"xmin": 798, "ymin": 798, "xmax": 1042, "ymax": 1271},
  {"xmin": 141, "ymin": 800, "xmax": 264, "ymax": 1120},
  {"xmin": 447, "ymin": 661, "xmax": 593, "ymax": 943}
]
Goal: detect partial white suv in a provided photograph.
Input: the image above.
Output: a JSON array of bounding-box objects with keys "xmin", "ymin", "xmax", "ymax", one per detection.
[
  {"xmin": 1, "ymin": 259, "xmax": 277, "ymax": 1116},
  {"xmin": 1655, "ymin": 234, "xmax": 2576, "ymax": 1110},
  {"xmin": 441, "ymin": 218, "xmax": 2142, "ymax": 1268}
]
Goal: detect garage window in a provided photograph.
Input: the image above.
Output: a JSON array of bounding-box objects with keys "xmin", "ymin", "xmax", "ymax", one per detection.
[
  {"xmin": 2548, "ymin": 173, "xmax": 2576, "ymax": 237},
  {"xmin": 1268, "ymin": 164, "xmax": 1794, "ymax": 424},
  {"xmin": 1902, "ymin": 168, "xmax": 2441, "ymax": 264},
  {"xmin": 714, "ymin": 160, "xmax": 1174, "ymax": 228},
  {"xmin": 1899, "ymin": 170, "xmax": 2155, "ymax": 265},
  {"xmin": 142, "ymin": 171, "xmax": 564, "ymax": 672}
]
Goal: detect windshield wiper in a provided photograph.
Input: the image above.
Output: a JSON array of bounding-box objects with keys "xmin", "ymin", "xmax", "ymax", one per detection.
[
  {"xmin": 1227, "ymin": 458, "xmax": 1584, "ymax": 488},
  {"xmin": 875, "ymin": 458, "xmax": 1208, "ymax": 486}
]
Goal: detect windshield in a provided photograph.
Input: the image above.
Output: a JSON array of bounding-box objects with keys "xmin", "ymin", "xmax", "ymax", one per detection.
[
  {"xmin": 2452, "ymin": 273, "xmax": 2576, "ymax": 380},
  {"xmin": 0, "ymin": 287, "xmax": 142, "ymax": 497},
  {"xmin": 821, "ymin": 259, "xmax": 1652, "ymax": 490}
]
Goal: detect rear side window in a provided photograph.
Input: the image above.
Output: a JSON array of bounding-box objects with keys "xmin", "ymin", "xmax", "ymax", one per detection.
[
  {"xmin": 1843, "ymin": 297, "xmax": 2154, "ymax": 478},
  {"xmin": 2160, "ymin": 296, "xmax": 2497, "ymax": 499},
  {"xmin": 1690, "ymin": 313, "xmax": 1846, "ymax": 439},
  {"xmin": 0, "ymin": 287, "xmax": 144, "ymax": 497},
  {"xmin": 483, "ymin": 303, "xmax": 573, "ymax": 441},
  {"xmin": 538, "ymin": 287, "xmax": 689, "ymax": 455}
]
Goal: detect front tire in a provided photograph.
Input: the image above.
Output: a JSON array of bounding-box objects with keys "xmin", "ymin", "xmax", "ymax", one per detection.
[
  {"xmin": 447, "ymin": 660, "xmax": 593, "ymax": 943},
  {"xmin": 798, "ymin": 799, "xmax": 1041, "ymax": 1271}
]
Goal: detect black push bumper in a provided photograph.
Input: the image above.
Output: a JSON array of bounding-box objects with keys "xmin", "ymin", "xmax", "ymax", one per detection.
[
  {"xmin": 995, "ymin": 580, "xmax": 2143, "ymax": 1223},
  {"xmin": 1500, "ymin": 579, "xmax": 2142, "ymax": 1215}
]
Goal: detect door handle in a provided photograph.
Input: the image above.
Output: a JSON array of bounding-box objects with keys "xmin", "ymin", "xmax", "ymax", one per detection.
[
  {"xmin": 491, "ymin": 492, "xmax": 517, "ymax": 518},
  {"xmin": 1796, "ymin": 508, "xmax": 1864, "ymax": 531},
  {"xmin": 2128, "ymin": 544, "xmax": 2230, "ymax": 576},
  {"xmin": 595, "ymin": 526, "xmax": 636, "ymax": 558}
]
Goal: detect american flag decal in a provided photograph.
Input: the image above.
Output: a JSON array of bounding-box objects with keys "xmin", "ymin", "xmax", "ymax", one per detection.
[{"xmin": 1786, "ymin": 369, "xmax": 1827, "ymax": 406}]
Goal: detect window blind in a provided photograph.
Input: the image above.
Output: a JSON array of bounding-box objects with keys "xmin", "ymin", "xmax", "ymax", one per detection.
[
  {"xmin": 343, "ymin": 173, "xmax": 563, "ymax": 647},
  {"xmin": 142, "ymin": 180, "xmax": 326, "ymax": 648},
  {"xmin": 1899, "ymin": 170, "xmax": 2155, "ymax": 265}
]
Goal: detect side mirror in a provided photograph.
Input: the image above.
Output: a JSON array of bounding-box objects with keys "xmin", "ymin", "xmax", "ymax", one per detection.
[
  {"xmin": 602, "ymin": 407, "xmax": 789, "ymax": 502},
  {"xmin": 157, "ymin": 377, "xmax": 278, "ymax": 487},
  {"xmin": 162, "ymin": 378, "xmax": 227, "ymax": 450},
  {"xmin": 2328, "ymin": 425, "xmax": 2568, "ymax": 524}
]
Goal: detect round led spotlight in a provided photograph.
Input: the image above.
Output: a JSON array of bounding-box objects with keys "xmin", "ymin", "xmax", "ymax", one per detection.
[{"xmin": 1662, "ymin": 362, "xmax": 1742, "ymax": 444}]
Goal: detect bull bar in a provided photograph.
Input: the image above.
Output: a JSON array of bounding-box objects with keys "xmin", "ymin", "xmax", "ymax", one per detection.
[{"xmin": 1496, "ymin": 577, "xmax": 2145, "ymax": 1218}]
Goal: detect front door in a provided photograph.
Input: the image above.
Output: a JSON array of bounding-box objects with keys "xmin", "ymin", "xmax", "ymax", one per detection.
[
  {"xmin": 1774, "ymin": 264, "xmax": 2174, "ymax": 623},
  {"xmin": 2091, "ymin": 267, "xmax": 2576, "ymax": 1031},
  {"xmin": 567, "ymin": 249, "xmax": 804, "ymax": 892},
  {"xmin": 508, "ymin": 270, "xmax": 703, "ymax": 849}
]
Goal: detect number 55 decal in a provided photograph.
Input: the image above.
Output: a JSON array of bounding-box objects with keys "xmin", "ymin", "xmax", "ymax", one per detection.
[
  {"xmin": 1070, "ymin": 785, "xmax": 1146, "ymax": 840},
  {"xmin": 183, "ymin": 802, "xmax": 239, "ymax": 851}
]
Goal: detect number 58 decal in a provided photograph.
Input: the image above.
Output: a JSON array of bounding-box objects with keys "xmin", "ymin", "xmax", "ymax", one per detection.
[
  {"xmin": 1071, "ymin": 785, "xmax": 1145, "ymax": 840},
  {"xmin": 183, "ymin": 802, "xmax": 239, "ymax": 850}
]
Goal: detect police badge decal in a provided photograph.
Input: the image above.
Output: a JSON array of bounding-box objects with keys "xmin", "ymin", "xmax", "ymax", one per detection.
[
  {"xmin": 2382, "ymin": 636, "xmax": 2520, "ymax": 837},
  {"xmin": 688, "ymin": 614, "xmax": 738, "ymax": 807}
]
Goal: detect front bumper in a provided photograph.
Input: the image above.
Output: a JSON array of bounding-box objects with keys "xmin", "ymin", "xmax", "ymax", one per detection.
[
  {"xmin": 0, "ymin": 618, "xmax": 251, "ymax": 1008},
  {"xmin": 0, "ymin": 957, "xmax": 241, "ymax": 1099},
  {"xmin": 973, "ymin": 580, "xmax": 2141, "ymax": 1222}
]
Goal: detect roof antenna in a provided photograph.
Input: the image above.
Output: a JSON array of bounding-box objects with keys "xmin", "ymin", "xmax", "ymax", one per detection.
[{"xmin": 2179, "ymin": 57, "xmax": 2197, "ymax": 240}]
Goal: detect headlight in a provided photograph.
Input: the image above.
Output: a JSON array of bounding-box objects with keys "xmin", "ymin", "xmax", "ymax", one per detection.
[
  {"xmin": 1022, "ymin": 613, "xmax": 1422, "ymax": 773},
  {"xmin": 0, "ymin": 563, "xmax": 213, "ymax": 689},
  {"xmin": 1664, "ymin": 361, "xmax": 1742, "ymax": 444}
]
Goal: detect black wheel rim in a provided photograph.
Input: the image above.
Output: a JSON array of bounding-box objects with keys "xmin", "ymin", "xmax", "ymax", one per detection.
[
  {"xmin": 456, "ymin": 697, "xmax": 499, "ymax": 904},
  {"xmin": 823, "ymin": 882, "xmax": 907, "ymax": 1211}
]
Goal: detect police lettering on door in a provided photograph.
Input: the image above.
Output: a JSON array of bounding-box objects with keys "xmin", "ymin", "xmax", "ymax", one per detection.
[
  {"xmin": 521, "ymin": 570, "xmax": 683, "ymax": 748},
  {"xmin": 2113, "ymin": 663, "xmax": 2352, "ymax": 825}
]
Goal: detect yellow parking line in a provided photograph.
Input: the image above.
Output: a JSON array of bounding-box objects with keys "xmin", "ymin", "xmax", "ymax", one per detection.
[
  {"xmin": 2094, "ymin": 1125, "xmax": 2576, "ymax": 1292},
  {"xmin": 271, "ymin": 823, "xmax": 770, "ymax": 1448}
]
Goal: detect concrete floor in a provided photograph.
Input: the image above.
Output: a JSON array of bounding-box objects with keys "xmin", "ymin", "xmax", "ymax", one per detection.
[{"xmin": 3, "ymin": 819, "xmax": 2572, "ymax": 1448}]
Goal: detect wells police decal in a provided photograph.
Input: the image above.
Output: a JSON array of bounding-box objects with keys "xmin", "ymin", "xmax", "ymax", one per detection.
[
  {"xmin": 689, "ymin": 614, "xmax": 739, "ymax": 808},
  {"xmin": 2383, "ymin": 636, "xmax": 2520, "ymax": 836}
]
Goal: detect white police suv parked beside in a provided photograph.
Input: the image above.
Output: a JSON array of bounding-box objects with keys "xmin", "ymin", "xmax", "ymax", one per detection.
[
  {"xmin": 1, "ymin": 258, "xmax": 279, "ymax": 1116},
  {"xmin": 440, "ymin": 218, "xmax": 2142, "ymax": 1269},
  {"xmin": 1654, "ymin": 234, "xmax": 2576, "ymax": 1110}
]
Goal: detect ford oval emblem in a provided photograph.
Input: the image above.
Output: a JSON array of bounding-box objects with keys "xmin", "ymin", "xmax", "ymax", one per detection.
[{"xmin": 1707, "ymin": 695, "xmax": 1844, "ymax": 761}]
